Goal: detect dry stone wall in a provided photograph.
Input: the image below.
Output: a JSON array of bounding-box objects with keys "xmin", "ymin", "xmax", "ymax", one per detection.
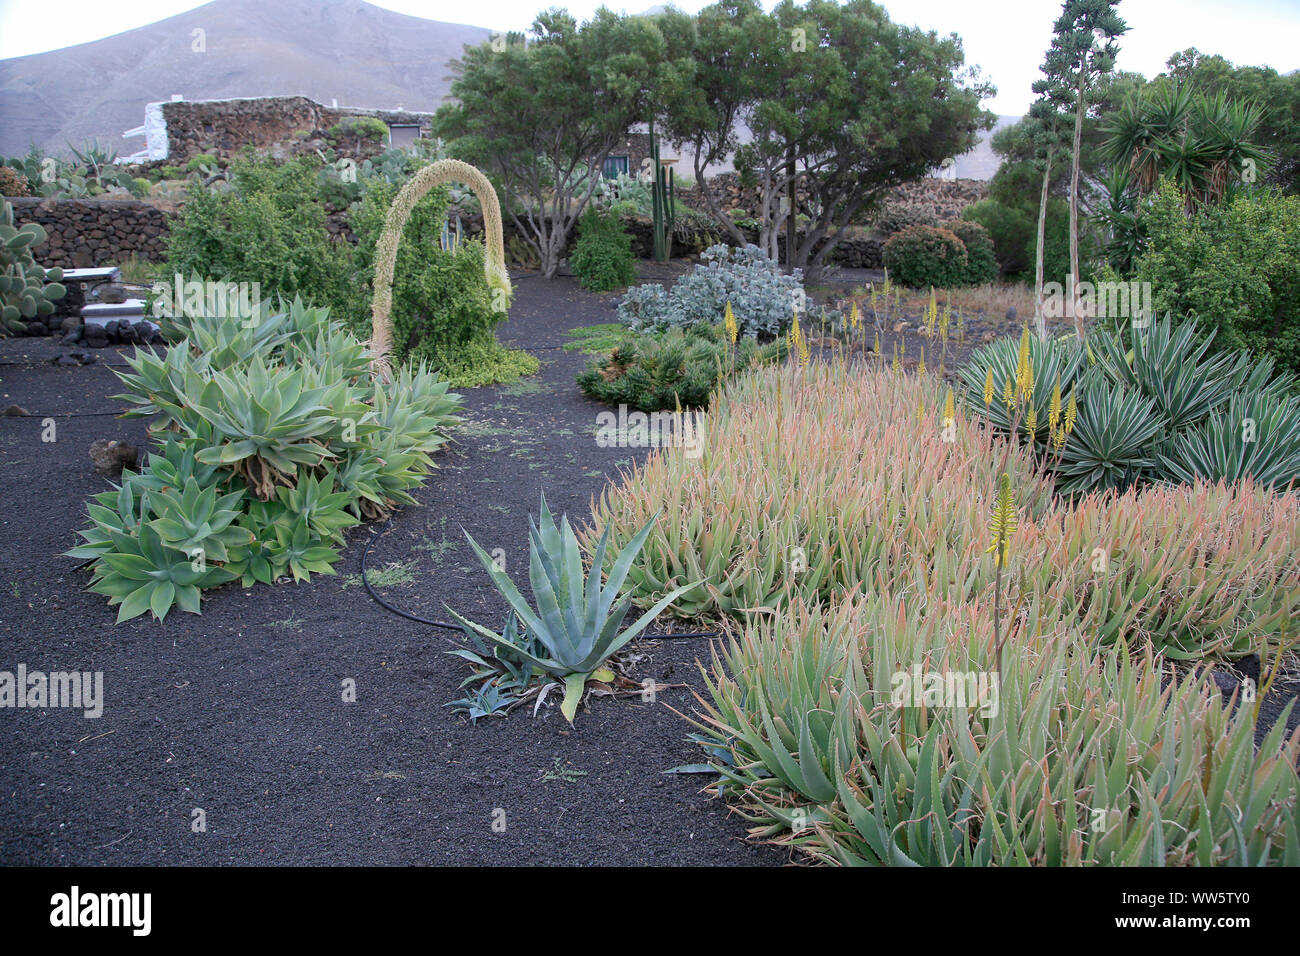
[{"xmin": 8, "ymin": 198, "xmax": 172, "ymax": 269}]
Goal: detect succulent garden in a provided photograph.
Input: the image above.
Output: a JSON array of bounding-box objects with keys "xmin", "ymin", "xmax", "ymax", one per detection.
[{"xmin": 3, "ymin": 0, "xmax": 1300, "ymax": 878}]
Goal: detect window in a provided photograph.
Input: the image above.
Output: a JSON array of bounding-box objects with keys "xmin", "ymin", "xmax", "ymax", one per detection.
[
  {"xmin": 602, "ymin": 155, "xmax": 629, "ymax": 179},
  {"xmin": 388, "ymin": 124, "xmax": 422, "ymax": 148}
]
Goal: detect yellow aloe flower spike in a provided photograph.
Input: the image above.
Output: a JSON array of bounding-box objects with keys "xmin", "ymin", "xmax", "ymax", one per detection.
[
  {"xmin": 1065, "ymin": 391, "xmax": 1078, "ymax": 435},
  {"xmin": 983, "ymin": 366, "xmax": 995, "ymax": 407},
  {"xmin": 1003, "ymin": 372, "xmax": 1016, "ymax": 411},
  {"xmin": 917, "ymin": 348, "xmax": 926, "ymax": 376},
  {"xmin": 874, "ymin": 330, "xmax": 881, "ymax": 357},
  {"xmin": 985, "ymin": 472, "xmax": 1017, "ymax": 568},
  {"xmin": 1048, "ymin": 375, "xmax": 1062, "ymax": 434},
  {"xmin": 943, "ymin": 386, "xmax": 955, "ymax": 424},
  {"xmin": 724, "ymin": 301, "xmax": 738, "ymax": 343},
  {"xmin": 1025, "ymin": 402, "xmax": 1037, "ymax": 438},
  {"xmin": 1016, "ymin": 326, "xmax": 1032, "ymax": 398}
]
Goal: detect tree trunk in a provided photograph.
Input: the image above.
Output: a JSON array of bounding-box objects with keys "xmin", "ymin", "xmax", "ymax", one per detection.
[
  {"xmin": 1069, "ymin": 70, "xmax": 1087, "ymax": 337},
  {"xmin": 1034, "ymin": 149, "xmax": 1053, "ymax": 340},
  {"xmin": 785, "ymin": 150, "xmax": 796, "ymax": 274}
]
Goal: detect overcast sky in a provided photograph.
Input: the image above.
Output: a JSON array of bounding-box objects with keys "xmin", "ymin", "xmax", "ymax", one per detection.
[{"xmin": 1, "ymin": 0, "xmax": 1296, "ymax": 114}]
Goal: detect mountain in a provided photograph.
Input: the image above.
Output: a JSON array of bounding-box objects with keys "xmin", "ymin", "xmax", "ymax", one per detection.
[
  {"xmin": 950, "ymin": 114, "xmax": 1018, "ymax": 181},
  {"xmin": 0, "ymin": 0, "xmax": 492, "ymax": 158}
]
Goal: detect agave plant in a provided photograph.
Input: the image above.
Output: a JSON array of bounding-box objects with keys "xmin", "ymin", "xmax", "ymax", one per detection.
[
  {"xmin": 83, "ymin": 523, "xmax": 237, "ymax": 623},
  {"xmin": 1055, "ymin": 375, "xmax": 1163, "ymax": 495},
  {"xmin": 446, "ymin": 496, "xmax": 696, "ymax": 723},
  {"xmin": 1160, "ymin": 391, "xmax": 1300, "ymax": 490},
  {"xmin": 186, "ymin": 356, "xmax": 336, "ymax": 498},
  {"xmin": 1090, "ymin": 315, "xmax": 1236, "ymax": 434},
  {"xmin": 959, "ymin": 332, "xmax": 1087, "ymax": 444}
]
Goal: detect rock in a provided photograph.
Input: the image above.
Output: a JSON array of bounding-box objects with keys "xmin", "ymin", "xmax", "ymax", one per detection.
[
  {"xmin": 97, "ymin": 285, "xmax": 126, "ymax": 304},
  {"xmin": 89, "ymin": 439, "xmax": 140, "ymax": 477},
  {"xmin": 69, "ymin": 350, "xmax": 97, "ymax": 365},
  {"xmin": 54, "ymin": 354, "xmax": 79, "ymax": 367},
  {"xmin": 83, "ymin": 326, "xmax": 109, "ymax": 348},
  {"xmin": 26, "ymin": 321, "xmax": 49, "ymax": 336},
  {"xmin": 59, "ymin": 329, "xmax": 82, "ymax": 346},
  {"xmin": 4, "ymin": 405, "xmax": 29, "ymax": 417},
  {"xmin": 60, "ymin": 315, "xmax": 81, "ymax": 333},
  {"xmin": 1005, "ymin": 307, "xmax": 1017, "ymax": 322}
]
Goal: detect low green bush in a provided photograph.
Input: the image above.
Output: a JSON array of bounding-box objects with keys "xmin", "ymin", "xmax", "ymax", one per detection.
[
  {"xmin": 882, "ymin": 224, "xmax": 968, "ymax": 289},
  {"xmin": 1135, "ymin": 180, "xmax": 1300, "ymax": 375},
  {"xmin": 577, "ymin": 323, "xmax": 785, "ymax": 412},
  {"xmin": 961, "ymin": 199, "xmax": 1032, "ymax": 277},
  {"xmin": 943, "ymin": 219, "xmax": 998, "ymax": 285},
  {"xmin": 164, "ymin": 154, "xmax": 350, "ymax": 312},
  {"xmin": 570, "ymin": 206, "xmax": 637, "ymax": 292}
]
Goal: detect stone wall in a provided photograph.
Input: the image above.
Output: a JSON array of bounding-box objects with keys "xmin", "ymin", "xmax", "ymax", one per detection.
[
  {"xmin": 9, "ymin": 198, "xmax": 173, "ymax": 269},
  {"xmin": 159, "ymin": 96, "xmax": 435, "ymax": 164},
  {"xmin": 676, "ymin": 172, "xmax": 989, "ymax": 232}
]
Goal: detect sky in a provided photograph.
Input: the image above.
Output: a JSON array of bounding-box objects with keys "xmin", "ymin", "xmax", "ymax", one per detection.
[{"xmin": 1, "ymin": 0, "xmax": 1297, "ymax": 115}]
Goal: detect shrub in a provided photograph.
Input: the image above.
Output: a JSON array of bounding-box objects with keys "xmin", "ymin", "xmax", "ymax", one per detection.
[
  {"xmin": 346, "ymin": 177, "xmax": 519, "ymax": 378},
  {"xmin": 164, "ymin": 155, "xmax": 349, "ymax": 312},
  {"xmin": 577, "ymin": 324, "xmax": 784, "ymax": 412},
  {"xmin": 1135, "ymin": 180, "xmax": 1300, "ymax": 375},
  {"xmin": 617, "ymin": 243, "xmax": 805, "ymax": 338},
  {"xmin": 960, "ymin": 199, "xmax": 1031, "ymax": 276},
  {"xmin": 185, "ymin": 154, "xmax": 219, "ymax": 173},
  {"xmin": 0, "ymin": 165, "xmax": 30, "ymax": 197},
  {"xmin": 882, "ymin": 224, "xmax": 969, "ymax": 289},
  {"xmin": 72, "ymin": 299, "xmax": 461, "ymax": 623},
  {"xmin": 872, "ymin": 201, "xmax": 938, "ymax": 236},
  {"xmin": 160, "ymin": 166, "xmax": 183, "ymax": 180},
  {"xmin": 570, "ymin": 206, "xmax": 637, "ymax": 292},
  {"xmin": 329, "ymin": 117, "xmax": 390, "ymax": 144},
  {"xmin": 943, "ymin": 219, "xmax": 998, "ymax": 285}
]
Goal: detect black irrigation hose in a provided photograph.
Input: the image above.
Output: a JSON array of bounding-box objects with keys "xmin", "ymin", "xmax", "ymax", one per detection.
[{"xmin": 359, "ymin": 516, "xmax": 721, "ymax": 640}]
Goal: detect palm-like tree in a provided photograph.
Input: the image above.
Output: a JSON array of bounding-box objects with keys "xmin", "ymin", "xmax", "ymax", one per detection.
[{"xmin": 1102, "ymin": 83, "xmax": 1270, "ymax": 208}]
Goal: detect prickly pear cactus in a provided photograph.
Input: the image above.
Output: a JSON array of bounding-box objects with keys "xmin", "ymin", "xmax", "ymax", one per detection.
[{"xmin": 0, "ymin": 198, "xmax": 65, "ymax": 335}]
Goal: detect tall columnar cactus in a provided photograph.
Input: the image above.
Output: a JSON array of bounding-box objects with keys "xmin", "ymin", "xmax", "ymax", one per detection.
[
  {"xmin": 369, "ymin": 159, "xmax": 510, "ymax": 380},
  {"xmin": 1, "ymin": 198, "xmax": 65, "ymax": 335},
  {"xmin": 648, "ymin": 119, "xmax": 676, "ymax": 263}
]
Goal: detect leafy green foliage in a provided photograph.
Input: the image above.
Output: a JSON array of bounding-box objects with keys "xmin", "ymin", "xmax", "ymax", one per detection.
[
  {"xmin": 882, "ymin": 225, "xmax": 968, "ymax": 289},
  {"xmin": 961, "ymin": 199, "xmax": 1033, "ymax": 276},
  {"xmin": 942, "ymin": 219, "xmax": 998, "ymax": 285},
  {"xmin": 70, "ymin": 300, "xmax": 461, "ymax": 624},
  {"xmin": 578, "ymin": 323, "xmax": 785, "ymax": 412},
  {"xmin": 570, "ymin": 206, "xmax": 637, "ymax": 292},
  {"xmin": 164, "ymin": 155, "xmax": 350, "ymax": 312},
  {"xmin": 1134, "ymin": 180, "xmax": 1300, "ymax": 375}
]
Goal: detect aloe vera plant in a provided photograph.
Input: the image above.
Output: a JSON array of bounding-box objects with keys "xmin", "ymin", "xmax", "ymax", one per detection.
[{"xmin": 446, "ymin": 496, "xmax": 696, "ymax": 723}]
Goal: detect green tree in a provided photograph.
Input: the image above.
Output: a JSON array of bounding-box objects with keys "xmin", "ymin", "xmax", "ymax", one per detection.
[
  {"xmin": 434, "ymin": 9, "xmax": 690, "ymax": 278},
  {"xmin": 1035, "ymin": 0, "xmax": 1127, "ymax": 334},
  {"xmin": 662, "ymin": 0, "xmax": 992, "ymax": 277},
  {"xmin": 1160, "ymin": 48, "xmax": 1300, "ymax": 194}
]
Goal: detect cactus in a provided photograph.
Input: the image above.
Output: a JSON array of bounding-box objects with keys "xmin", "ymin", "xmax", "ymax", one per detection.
[
  {"xmin": 0, "ymin": 198, "xmax": 65, "ymax": 335},
  {"xmin": 648, "ymin": 119, "xmax": 676, "ymax": 263}
]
